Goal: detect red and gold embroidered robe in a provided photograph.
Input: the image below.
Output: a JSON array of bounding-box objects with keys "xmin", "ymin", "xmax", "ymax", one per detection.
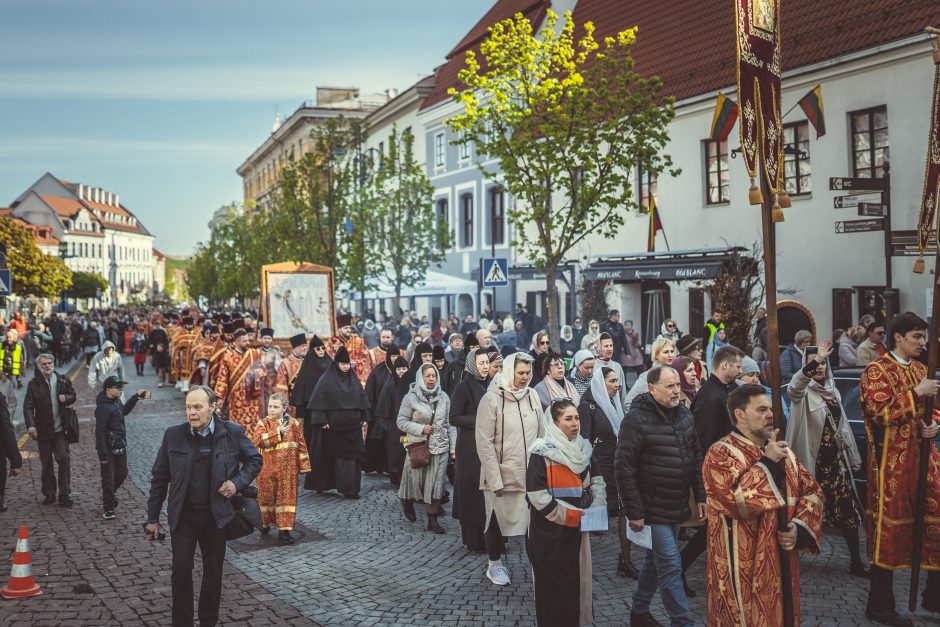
[
  {"xmin": 173, "ymin": 331, "xmax": 197, "ymax": 384},
  {"xmin": 258, "ymin": 346, "xmax": 282, "ymax": 416},
  {"xmin": 860, "ymin": 353, "xmax": 940, "ymax": 570},
  {"xmin": 330, "ymin": 335, "xmax": 372, "ymax": 387},
  {"xmin": 274, "ymin": 352, "xmax": 304, "ymax": 419},
  {"xmin": 207, "ymin": 339, "xmax": 228, "ymax": 389},
  {"xmin": 213, "ymin": 347, "xmax": 264, "ymax": 431},
  {"xmin": 189, "ymin": 335, "xmax": 214, "ymax": 385},
  {"xmin": 251, "ymin": 416, "xmax": 311, "ymax": 530},
  {"xmin": 703, "ymin": 431, "xmax": 823, "ymax": 626},
  {"xmin": 167, "ymin": 325, "xmax": 183, "ymax": 382}
]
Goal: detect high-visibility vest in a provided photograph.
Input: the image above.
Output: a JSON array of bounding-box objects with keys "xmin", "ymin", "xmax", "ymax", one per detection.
[{"xmin": 0, "ymin": 342, "xmax": 23, "ymax": 376}]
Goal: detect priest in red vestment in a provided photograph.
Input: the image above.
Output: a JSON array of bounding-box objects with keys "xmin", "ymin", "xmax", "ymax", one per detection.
[
  {"xmin": 213, "ymin": 329, "xmax": 264, "ymax": 431},
  {"xmin": 703, "ymin": 384, "xmax": 823, "ymax": 627},
  {"xmin": 275, "ymin": 333, "xmax": 307, "ymax": 419}
]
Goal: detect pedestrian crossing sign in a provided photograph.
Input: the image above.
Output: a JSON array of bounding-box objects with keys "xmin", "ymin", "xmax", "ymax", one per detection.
[
  {"xmin": 482, "ymin": 258, "xmax": 508, "ymax": 287},
  {"xmin": 0, "ymin": 269, "xmax": 10, "ymax": 296}
]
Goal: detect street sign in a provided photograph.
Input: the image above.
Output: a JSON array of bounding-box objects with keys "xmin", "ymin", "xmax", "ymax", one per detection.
[
  {"xmin": 857, "ymin": 202, "xmax": 886, "ymax": 217},
  {"xmin": 0, "ymin": 270, "xmax": 11, "ymax": 297},
  {"xmin": 890, "ymin": 230, "xmax": 937, "ymax": 256},
  {"xmin": 481, "ymin": 258, "xmax": 509, "ymax": 287},
  {"xmin": 829, "ymin": 177, "xmax": 886, "ymax": 192},
  {"xmin": 834, "ymin": 218, "xmax": 884, "ymax": 234},
  {"xmin": 833, "ymin": 193, "xmax": 880, "ymax": 209}
]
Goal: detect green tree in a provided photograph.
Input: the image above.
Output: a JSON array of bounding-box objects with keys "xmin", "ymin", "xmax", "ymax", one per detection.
[
  {"xmin": 185, "ymin": 240, "xmax": 219, "ymax": 303},
  {"xmin": 447, "ymin": 10, "xmax": 677, "ymax": 346},
  {"xmin": 0, "ymin": 216, "xmax": 72, "ymax": 298},
  {"xmin": 69, "ymin": 271, "xmax": 109, "ymax": 299},
  {"xmin": 362, "ymin": 125, "xmax": 451, "ymax": 314}
]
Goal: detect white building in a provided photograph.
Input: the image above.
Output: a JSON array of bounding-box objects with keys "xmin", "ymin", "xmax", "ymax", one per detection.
[{"xmin": 9, "ymin": 173, "xmax": 156, "ymax": 305}]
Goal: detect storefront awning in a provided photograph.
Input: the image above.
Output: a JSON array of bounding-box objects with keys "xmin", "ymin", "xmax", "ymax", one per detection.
[
  {"xmin": 346, "ymin": 270, "xmax": 478, "ymax": 299},
  {"xmin": 584, "ymin": 247, "xmax": 746, "ymax": 282},
  {"xmin": 470, "ymin": 262, "xmax": 578, "ymax": 282}
]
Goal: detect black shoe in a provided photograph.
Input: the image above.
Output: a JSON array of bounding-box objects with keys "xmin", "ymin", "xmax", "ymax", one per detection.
[
  {"xmin": 924, "ymin": 595, "xmax": 940, "ymax": 614},
  {"xmin": 401, "ymin": 499, "xmax": 416, "ymax": 522},
  {"xmin": 681, "ymin": 572, "xmax": 696, "ymax": 598},
  {"xmin": 43, "ymin": 495, "xmax": 56, "ymax": 505},
  {"xmin": 260, "ymin": 527, "xmax": 271, "ymax": 536},
  {"xmin": 278, "ymin": 531, "xmax": 295, "ymax": 546},
  {"xmin": 427, "ymin": 515, "xmax": 445, "ymax": 535},
  {"xmin": 630, "ymin": 611, "xmax": 664, "ymax": 627},
  {"xmin": 618, "ymin": 553, "xmax": 639, "ymax": 579},
  {"xmin": 865, "ymin": 607, "xmax": 913, "ymax": 627},
  {"xmin": 849, "ymin": 561, "xmax": 870, "ymax": 578},
  {"xmin": 58, "ymin": 496, "xmax": 73, "ymax": 508}
]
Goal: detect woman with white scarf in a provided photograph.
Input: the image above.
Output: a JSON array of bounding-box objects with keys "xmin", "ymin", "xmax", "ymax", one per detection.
[
  {"xmin": 526, "ymin": 399, "xmax": 605, "ymax": 626},
  {"xmin": 397, "ymin": 362, "xmax": 454, "ymax": 534},
  {"xmin": 786, "ymin": 339, "xmax": 867, "ymax": 577},
  {"xmin": 475, "ymin": 352, "xmax": 544, "ymax": 586},
  {"xmin": 578, "ymin": 365, "xmax": 637, "ymax": 578},
  {"xmin": 533, "ymin": 352, "xmax": 580, "ymax": 411}
]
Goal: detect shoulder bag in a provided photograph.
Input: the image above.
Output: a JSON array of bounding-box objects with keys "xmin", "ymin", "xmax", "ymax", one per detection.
[
  {"xmin": 219, "ymin": 431, "xmax": 262, "ymax": 540},
  {"xmin": 406, "ymin": 400, "xmax": 436, "ymax": 470},
  {"xmin": 63, "ymin": 406, "xmax": 79, "ymax": 444}
]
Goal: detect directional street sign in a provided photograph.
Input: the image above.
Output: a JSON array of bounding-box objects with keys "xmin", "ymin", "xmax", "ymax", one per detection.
[
  {"xmin": 857, "ymin": 202, "xmax": 886, "ymax": 217},
  {"xmin": 0, "ymin": 269, "xmax": 11, "ymax": 297},
  {"xmin": 834, "ymin": 218, "xmax": 884, "ymax": 234},
  {"xmin": 833, "ymin": 193, "xmax": 880, "ymax": 209},
  {"xmin": 481, "ymin": 258, "xmax": 509, "ymax": 287},
  {"xmin": 829, "ymin": 177, "xmax": 886, "ymax": 192}
]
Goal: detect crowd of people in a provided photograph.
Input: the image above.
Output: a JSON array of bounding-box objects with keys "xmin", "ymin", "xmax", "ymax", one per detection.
[{"xmin": 0, "ymin": 302, "xmax": 937, "ymax": 627}]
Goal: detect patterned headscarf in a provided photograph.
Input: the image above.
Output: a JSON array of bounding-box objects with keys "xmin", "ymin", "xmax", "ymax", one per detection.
[{"xmin": 464, "ymin": 348, "xmax": 487, "ymax": 381}]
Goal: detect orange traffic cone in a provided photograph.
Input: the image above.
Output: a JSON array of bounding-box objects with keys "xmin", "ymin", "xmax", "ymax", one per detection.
[{"xmin": 1, "ymin": 525, "xmax": 42, "ymax": 599}]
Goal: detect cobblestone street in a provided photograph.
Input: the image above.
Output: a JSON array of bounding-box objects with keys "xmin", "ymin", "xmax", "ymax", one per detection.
[{"xmin": 1, "ymin": 356, "xmax": 938, "ymax": 625}]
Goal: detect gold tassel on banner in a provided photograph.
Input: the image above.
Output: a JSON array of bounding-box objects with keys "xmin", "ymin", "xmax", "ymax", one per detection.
[
  {"xmin": 914, "ymin": 255, "xmax": 926, "ymax": 274},
  {"xmin": 771, "ymin": 194, "xmax": 785, "ymax": 223},
  {"xmin": 778, "ymin": 190, "xmax": 792, "ymax": 208},
  {"xmin": 749, "ymin": 177, "xmax": 763, "ymax": 205}
]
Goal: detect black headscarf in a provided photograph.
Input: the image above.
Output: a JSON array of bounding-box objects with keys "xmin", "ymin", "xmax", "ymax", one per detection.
[
  {"xmin": 308, "ymin": 346, "xmax": 369, "ymax": 411},
  {"xmin": 398, "ymin": 343, "xmax": 432, "ymax": 403},
  {"xmin": 375, "ymin": 356, "xmax": 409, "ymax": 421},
  {"xmin": 290, "ymin": 335, "xmax": 332, "ymax": 408}
]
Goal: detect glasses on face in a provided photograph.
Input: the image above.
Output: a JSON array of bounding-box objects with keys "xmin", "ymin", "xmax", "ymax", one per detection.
[
  {"xmin": 539, "ymin": 340, "xmax": 549, "ymax": 346},
  {"xmin": 550, "ymin": 359, "xmax": 564, "ymax": 367},
  {"xmin": 666, "ymin": 324, "xmax": 676, "ymax": 329},
  {"xmin": 550, "ymin": 396, "xmax": 573, "ymax": 405}
]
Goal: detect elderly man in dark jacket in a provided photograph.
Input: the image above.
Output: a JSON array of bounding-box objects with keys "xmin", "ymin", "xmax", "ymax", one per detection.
[
  {"xmin": 24, "ymin": 353, "xmax": 77, "ymax": 506},
  {"xmin": 615, "ymin": 365, "xmax": 705, "ymax": 627},
  {"xmin": 145, "ymin": 385, "xmax": 262, "ymax": 627},
  {"xmin": 95, "ymin": 375, "xmax": 144, "ymax": 520}
]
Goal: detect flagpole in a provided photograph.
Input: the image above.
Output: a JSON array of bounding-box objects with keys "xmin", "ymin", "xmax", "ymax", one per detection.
[{"xmin": 661, "ymin": 226, "xmax": 671, "ymax": 252}]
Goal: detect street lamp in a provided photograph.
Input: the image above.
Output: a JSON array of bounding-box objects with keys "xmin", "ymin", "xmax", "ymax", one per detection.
[{"xmin": 57, "ymin": 241, "xmax": 73, "ymax": 313}]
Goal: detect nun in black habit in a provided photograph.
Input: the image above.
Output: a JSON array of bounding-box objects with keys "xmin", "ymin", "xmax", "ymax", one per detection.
[
  {"xmin": 448, "ymin": 347, "xmax": 491, "ymax": 552},
  {"xmin": 363, "ymin": 344, "xmax": 401, "ymax": 474},
  {"xmin": 307, "ymin": 346, "xmax": 369, "ymax": 498},
  {"xmin": 443, "ymin": 332, "xmax": 479, "ymax": 395},
  {"xmin": 292, "ymin": 335, "xmax": 332, "ymax": 491},
  {"xmin": 374, "ymin": 355, "xmax": 410, "ymax": 487}
]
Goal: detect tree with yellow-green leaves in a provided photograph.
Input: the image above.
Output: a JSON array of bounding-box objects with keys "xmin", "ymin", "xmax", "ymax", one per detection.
[
  {"xmin": 447, "ymin": 10, "xmax": 678, "ymax": 347},
  {"xmin": 0, "ymin": 216, "xmax": 72, "ymax": 298}
]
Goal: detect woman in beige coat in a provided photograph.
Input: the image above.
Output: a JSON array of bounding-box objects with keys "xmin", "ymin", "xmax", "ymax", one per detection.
[
  {"xmin": 786, "ymin": 339, "xmax": 868, "ymax": 577},
  {"xmin": 475, "ymin": 351, "xmax": 544, "ymax": 587}
]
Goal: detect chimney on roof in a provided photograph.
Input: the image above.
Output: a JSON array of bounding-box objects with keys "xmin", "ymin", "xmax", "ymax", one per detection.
[
  {"xmin": 115, "ymin": 194, "xmax": 120, "ymax": 206},
  {"xmin": 94, "ymin": 188, "xmax": 100, "ymax": 203},
  {"xmin": 385, "ymin": 88, "xmax": 399, "ymax": 100},
  {"xmin": 78, "ymin": 184, "xmax": 84, "ymax": 199}
]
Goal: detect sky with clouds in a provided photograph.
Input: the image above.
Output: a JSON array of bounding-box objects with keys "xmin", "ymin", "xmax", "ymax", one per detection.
[{"xmin": 0, "ymin": 0, "xmax": 493, "ymax": 255}]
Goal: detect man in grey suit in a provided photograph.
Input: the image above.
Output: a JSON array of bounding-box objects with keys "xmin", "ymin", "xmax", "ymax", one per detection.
[{"xmin": 145, "ymin": 385, "xmax": 262, "ymax": 627}]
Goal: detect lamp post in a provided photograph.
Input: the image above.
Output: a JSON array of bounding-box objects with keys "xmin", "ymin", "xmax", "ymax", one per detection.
[{"xmin": 57, "ymin": 241, "xmax": 73, "ymax": 313}]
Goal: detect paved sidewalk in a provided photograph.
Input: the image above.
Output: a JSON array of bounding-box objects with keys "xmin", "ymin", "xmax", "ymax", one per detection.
[{"xmin": 0, "ymin": 363, "xmax": 315, "ymax": 626}]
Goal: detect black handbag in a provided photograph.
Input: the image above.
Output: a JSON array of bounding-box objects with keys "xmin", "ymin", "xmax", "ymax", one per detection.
[
  {"xmin": 220, "ymin": 432, "xmax": 261, "ymax": 540},
  {"xmin": 63, "ymin": 406, "xmax": 79, "ymax": 444}
]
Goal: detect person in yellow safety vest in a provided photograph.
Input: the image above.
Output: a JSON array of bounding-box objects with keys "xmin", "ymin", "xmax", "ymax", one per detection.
[
  {"xmin": 0, "ymin": 329, "xmax": 24, "ymax": 422},
  {"xmin": 702, "ymin": 310, "xmax": 726, "ymax": 346}
]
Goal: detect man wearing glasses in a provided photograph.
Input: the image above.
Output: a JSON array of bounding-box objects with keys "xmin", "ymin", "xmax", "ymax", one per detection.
[{"xmin": 857, "ymin": 321, "xmax": 887, "ymax": 367}]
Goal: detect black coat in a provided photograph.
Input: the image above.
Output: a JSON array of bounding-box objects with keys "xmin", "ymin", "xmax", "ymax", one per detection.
[
  {"xmin": 449, "ymin": 375, "xmax": 489, "ymax": 527},
  {"xmin": 614, "ymin": 393, "xmax": 705, "ymax": 524},
  {"xmin": 82, "ymin": 326, "xmax": 101, "ymax": 350},
  {"xmin": 0, "ymin": 393, "xmax": 21, "ymax": 470},
  {"xmin": 23, "ymin": 373, "xmax": 77, "ymax": 440},
  {"xmin": 146, "ymin": 419, "xmax": 262, "ymax": 531},
  {"xmin": 94, "ymin": 391, "xmax": 139, "ymax": 460},
  {"xmin": 691, "ymin": 374, "xmax": 734, "ymax": 452},
  {"xmin": 578, "ymin": 387, "xmax": 619, "ymax": 513}
]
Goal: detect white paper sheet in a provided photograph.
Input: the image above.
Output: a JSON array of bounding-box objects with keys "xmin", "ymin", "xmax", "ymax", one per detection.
[
  {"xmin": 579, "ymin": 506, "xmax": 608, "ymax": 532},
  {"xmin": 626, "ymin": 524, "xmax": 653, "ymax": 549}
]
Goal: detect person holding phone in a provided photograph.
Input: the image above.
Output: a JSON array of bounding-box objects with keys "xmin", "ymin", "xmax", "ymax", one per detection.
[
  {"xmin": 95, "ymin": 376, "xmax": 146, "ymax": 520},
  {"xmin": 786, "ymin": 339, "xmax": 867, "ymax": 578}
]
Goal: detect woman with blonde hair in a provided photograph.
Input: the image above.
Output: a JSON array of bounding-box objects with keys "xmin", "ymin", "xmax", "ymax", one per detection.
[{"xmin": 623, "ymin": 338, "xmax": 677, "ymax": 412}]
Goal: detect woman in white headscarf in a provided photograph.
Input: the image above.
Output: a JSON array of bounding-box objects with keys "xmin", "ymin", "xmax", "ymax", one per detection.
[
  {"xmin": 475, "ymin": 352, "xmax": 544, "ymax": 587},
  {"xmin": 578, "ymin": 365, "xmax": 637, "ymax": 578},
  {"xmin": 526, "ymin": 399, "xmax": 605, "ymax": 627},
  {"xmin": 397, "ymin": 362, "xmax": 454, "ymax": 534},
  {"xmin": 580, "ymin": 320, "xmax": 601, "ymax": 351},
  {"xmin": 533, "ymin": 352, "xmax": 580, "ymax": 411}
]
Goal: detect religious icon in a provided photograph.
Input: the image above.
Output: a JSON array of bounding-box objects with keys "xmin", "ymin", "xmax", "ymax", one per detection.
[{"xmin": 750, "ymin": 0, "xmax": 775, "ymax": 33}]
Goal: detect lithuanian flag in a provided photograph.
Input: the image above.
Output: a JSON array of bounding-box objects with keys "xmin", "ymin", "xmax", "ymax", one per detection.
[
  {"xmin": 647, "ymin": 196, "xmax": 663, "ymax": 252},
  {"xmin": 709, "ymin": 92, "xmax": 738, "ymax": 142},
  {"xmin": 798, "ymin": 84, "xmax": 826, "ymax": 138}
]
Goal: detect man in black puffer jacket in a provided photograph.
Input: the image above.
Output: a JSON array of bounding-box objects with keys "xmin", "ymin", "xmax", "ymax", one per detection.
[
  {"xmin": 615, "ymin": 365, "xmax": 705, "ymax": 627},
  {"xmin": 95, "ymin": 375, "xmax": 146, "ymax": 520}
]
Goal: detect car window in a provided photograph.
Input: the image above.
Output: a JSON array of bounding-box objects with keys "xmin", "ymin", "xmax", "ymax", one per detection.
[{"xmin": 835, "ymin": 378, "xmax": 861, "ymax": 424}]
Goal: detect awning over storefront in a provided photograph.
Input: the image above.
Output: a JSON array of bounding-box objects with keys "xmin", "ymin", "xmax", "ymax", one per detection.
[
  {"xmin": 347, "ymin": 270, "xmax": 478, "ymax": 299},
  {"xmin": 470, "ymin": 262, "xmax": 578, "ymax": 283},
  {"xmin": 584, "ymin": 247, "xmax": 746, "ymax": 282}
]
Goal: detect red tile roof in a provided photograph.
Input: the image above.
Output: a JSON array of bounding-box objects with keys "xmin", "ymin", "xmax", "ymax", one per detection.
[
  {"xmin": 421, "ymin": 0, "xmax": 551, "ymax": 110},
  {"xmin": 40, "ymin": 195, "xmax": 86, "ymax": 219},
  {"xmin": 572, "ymin": 0, "xmax": 938, "ymax": 102}
]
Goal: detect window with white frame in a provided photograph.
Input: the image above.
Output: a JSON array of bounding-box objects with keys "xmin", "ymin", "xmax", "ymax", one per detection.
[{"xmin": 434, "ymin": 133, "xmax": 445, "ymax": 167}]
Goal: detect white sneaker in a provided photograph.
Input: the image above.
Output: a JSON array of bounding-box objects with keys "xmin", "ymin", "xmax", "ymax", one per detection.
[{"xmin": 486, "ymin": 561, "xmax": 511, "ymax": 586}]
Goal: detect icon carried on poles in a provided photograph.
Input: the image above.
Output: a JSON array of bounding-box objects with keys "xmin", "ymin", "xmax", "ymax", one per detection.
[
  {"xmin": 482, "ymin": 258, "xmax": 508, "ymax": 287},
  {"xmin": 1, "ymin": 526, "xmax": 42, "ymax": 599}
]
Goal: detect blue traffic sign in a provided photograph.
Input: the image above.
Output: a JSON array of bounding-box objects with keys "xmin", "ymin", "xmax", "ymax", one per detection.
[
  {"xmin": 482, "ymin": 258, "xmax": 508, "ymax": 287},
  {"xmin": 0, "ymin": 269, "xmax": 11, "ymax": 296}
]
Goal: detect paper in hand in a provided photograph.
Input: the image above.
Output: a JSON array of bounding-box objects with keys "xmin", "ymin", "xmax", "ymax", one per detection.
[
  {"xmin": 579, "ymin": 506, "xmax": 608, "ymax": 532},
  {"xmin": 626, "ymin": 523, "xmax": 653, "ymax": 549}
]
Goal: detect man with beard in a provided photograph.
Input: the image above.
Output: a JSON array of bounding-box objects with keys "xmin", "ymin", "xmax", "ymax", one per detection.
[
  {"xmin": 274, "ymin": 333, "xmax": 306, "ymax": 419},
  {"xmin": 363, "ymin": 344, "xmax": 402, "ymax": 475},
  {"xmin": 213, "ymin": 329, "xmax": 264, "ymax": 430},
  {"xmin": 258, "ymin": 328, "xmax": 282, "ymax": 416},
  {"xmin": 369, "ymin": 328, "xmax": 395, "ymax": 369},
  {"xmin": 331, "ymin": 314, "xmax": 372, "ymax": 387}
]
